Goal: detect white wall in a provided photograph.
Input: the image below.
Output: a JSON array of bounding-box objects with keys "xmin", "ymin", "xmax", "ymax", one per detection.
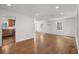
[
  {"xmin": 16, "ymin": 16, "xmax": 34, "ymax": 42},
  {"xmin": 0, "ymin": 9, "xmax": 34, "ymax": 43},
  {"xmin": 50, "ymin": 17, "xmax": 76, "ymax": 37},
  {"xmin": 35, "ymin": 17, "xmax": 76, "ymax": 37}
]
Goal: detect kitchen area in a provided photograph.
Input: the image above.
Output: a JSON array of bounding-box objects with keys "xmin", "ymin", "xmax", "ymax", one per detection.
[
  {"xmin": 2, "ymin": 18, "xmax": 15, "ymax": 45},
  {"xmin": 2, "ymin": 19, "xmax": 15, "ymax": 38},
  {"xmin": 0, "ymin": 16, "xmax": 16, "ymax": 48}
]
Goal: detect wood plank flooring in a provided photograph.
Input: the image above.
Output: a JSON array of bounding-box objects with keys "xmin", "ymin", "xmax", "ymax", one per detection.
[{"xmin": 0, "ymin": 32, "xmax": 78, "ymax": 54}]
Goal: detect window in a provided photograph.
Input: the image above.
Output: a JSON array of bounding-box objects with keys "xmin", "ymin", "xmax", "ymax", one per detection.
[{"xmin": 57, "ymin": 22, "xmax": 62, "ymax": 30}]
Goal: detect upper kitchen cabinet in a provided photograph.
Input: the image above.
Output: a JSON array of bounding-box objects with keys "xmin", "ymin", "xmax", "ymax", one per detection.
[{"xmin": 8, "ymin": 19, "xmax": 15, "ymax": 27}]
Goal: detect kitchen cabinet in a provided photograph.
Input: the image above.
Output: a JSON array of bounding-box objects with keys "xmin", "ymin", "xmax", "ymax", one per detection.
[
  {"xmin": 2, "ymin": 29, "xmax": 15, "ymax": 37},
  {"xmin": 2, "ymin": 19, "xmax": 15, "ymax": 37},
  {"xmin": 8, "ymin": 19, "xmax": 15, "ymax": 27}
]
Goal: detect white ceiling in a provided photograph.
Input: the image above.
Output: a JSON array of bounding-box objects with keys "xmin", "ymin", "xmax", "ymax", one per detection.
[{"xmin": 0, "ymin": 4, "xmax": 77, "ymax": 20}]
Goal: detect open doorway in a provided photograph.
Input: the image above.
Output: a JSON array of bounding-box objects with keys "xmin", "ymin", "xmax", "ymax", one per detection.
[{"xmin": 1, "ymin": 16, "xmax": 16, "ymax": 53}]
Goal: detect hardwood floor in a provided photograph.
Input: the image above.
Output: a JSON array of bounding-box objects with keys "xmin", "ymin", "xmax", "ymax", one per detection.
[
  {"xmin": 0, "ymin": 32, "xmax": 78, "ymax": 54},
  {"xmin": 34, "ymin": 32, "xmax": 78, "ymax": 54},
  {"xmin": 0, "ymin": 36, "xmax": 16, "ymax": 54}
]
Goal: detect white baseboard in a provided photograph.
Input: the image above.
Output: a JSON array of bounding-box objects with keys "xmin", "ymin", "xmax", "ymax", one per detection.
[{"xmin": 16, "ymin": 37, "xmax": 33, "ymax": 43}]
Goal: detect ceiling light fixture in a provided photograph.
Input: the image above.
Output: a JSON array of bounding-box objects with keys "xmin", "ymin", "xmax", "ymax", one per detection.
[
  {"xmin": 56, "ymin": 6, "xmax": 59, "ymax": 9},
  {"xmin": 7, "ymin": 4, "xmax": 11, "ymax": 6}
]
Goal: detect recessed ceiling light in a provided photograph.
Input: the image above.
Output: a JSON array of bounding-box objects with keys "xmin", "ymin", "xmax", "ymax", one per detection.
[
  {"xmin": 7, "ymin": 4, "xmax": 11, "ymax": 6},
  {"xmin": 56, "ymin": 6, "xmax": 59, "ymax": 9}
]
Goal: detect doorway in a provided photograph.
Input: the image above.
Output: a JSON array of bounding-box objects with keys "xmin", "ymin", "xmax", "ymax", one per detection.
[{"xmin": 2, "ymin": 17, "xmax": 16, "ymax": 53}]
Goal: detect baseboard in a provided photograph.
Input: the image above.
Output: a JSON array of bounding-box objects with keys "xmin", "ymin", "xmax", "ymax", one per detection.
[
  {"xmin": 36, "ymin": 32, "xmax": 75, "ymax": 38},
  {"xmin": 16, "ymin": 38, "xmax": 33, "ymax": 44}
]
